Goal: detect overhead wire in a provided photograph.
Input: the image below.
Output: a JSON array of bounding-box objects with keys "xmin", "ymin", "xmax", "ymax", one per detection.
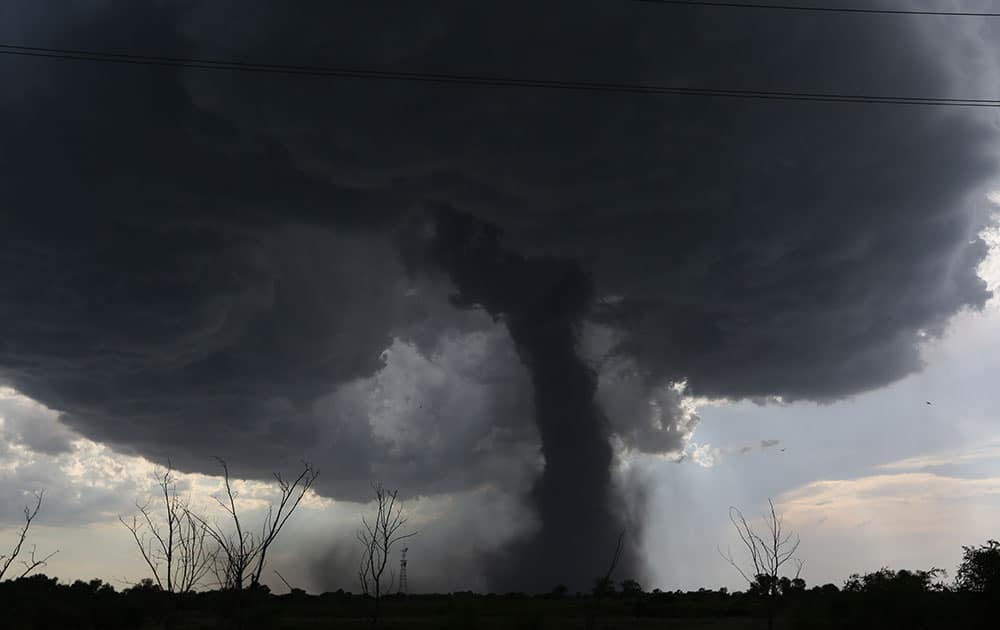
[
  {"xmin": 630, "ymin": 0, "xmax": 1000, "ymax": 18},
  {"xmin": 1, "ymin": 42, "xmax": 998, "ymax": 108}
]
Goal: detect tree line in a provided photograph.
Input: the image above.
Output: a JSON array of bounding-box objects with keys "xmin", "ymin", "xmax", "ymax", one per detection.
[
  {"xmin": 2, "ymin": 459, "xmax": 418, "ymax": 628},
  {"xmin": 3, "ymin": 475, "xmax": 999, "ymax": 629}
]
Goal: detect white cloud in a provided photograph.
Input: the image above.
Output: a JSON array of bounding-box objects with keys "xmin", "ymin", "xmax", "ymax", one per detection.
[
  {"xmin": 977, "ymin": 211, "xmax": 1000, "ymax": 306},
  {"xmin": 0, "ymin": 387, "xmax": 76, "ymax": 455},
  {"xmin": 753, "ymin": 470, "xmax": 1000, "ymax": 585},
  {"xmin": 878, "ymin": 440, "xmax": 1000, "ymax": 472},
  {"xmin": 670, "ymin": 439, "xmax": 781, "ymax": 468},
  {"xmin": 777, "ymin": 472, "xmax": 1000, "ymax": 539},
  {"xmin": 689, "ymin": 443, "xmax": 721, "ymax": 468}
]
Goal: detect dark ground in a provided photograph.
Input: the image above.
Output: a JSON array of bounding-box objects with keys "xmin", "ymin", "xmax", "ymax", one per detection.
[{"xmin": 2, "ymin": 575, "xmax": 999, "ymax": 629}]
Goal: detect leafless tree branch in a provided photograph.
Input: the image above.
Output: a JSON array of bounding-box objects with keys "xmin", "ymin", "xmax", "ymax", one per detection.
[
  {"xmin": 273, "ymin": 569, "xmax": 295, "ymax": 593},
  {"xmin": 2, "ymin": 490, "xmax": 54, "ymax": 581},
  {"xmin": 719, "ymin": 499, "xmax": 803, "ymax": 630},
  {"xmin": 197, "ymin": 458, "xmax": 318, "ymax": 591},
  {"xmin": 120, "ymin": 463, "xmax": 216, "ymax": 593},
  {"xmin": 17, "ymin": 544, "xmax": 58, "ymax": 579},
  {"xmin": 357, "ymin": 482, "xmax": 416, "ymax": 627}
]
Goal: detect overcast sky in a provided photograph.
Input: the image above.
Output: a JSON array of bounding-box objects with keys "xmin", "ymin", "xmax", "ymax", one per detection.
[{"xmin": 2, "ymin": 0, "xmax": 1000, "ymax": 594}]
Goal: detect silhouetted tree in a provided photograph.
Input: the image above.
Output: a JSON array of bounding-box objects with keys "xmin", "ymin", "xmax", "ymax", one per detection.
[
  {"xmin": 843, "ymin": 567, "xmax": 947, "ymax": 594},
  {"xmin": 125, "ymin": 577, "xmax": 162, "ymax": 594},
  {"xmin": 620, "ymin": 578, "xmax": 643, "ymax": 596},
  {"xmin": 719, "ymin": 499, "xmax": 802, "ymax": 629},
  {"xmin": 777, "ymin": 575, "xmax": 806, "ymax": 595},
  {"xmin": 70, "ymin": 578, "xmax": 116, "ymax": 596},
  {"xmin": 356, "ymin": 482, "xmax": 416, "ymax": 628},
  {"xmin": 120, "ymin": 464, "xmax": 215, "ymax": 593},
  {"xmin": 198, "ymin": 458, "xmax": 318, "ymax": 592},
  {"xmin": 592, "ymin": 576, "xmax": 616, "ymax": 597},
  {"xmin": 1, "ymin": 490, "xmax": 57, "ymax": 580},
  {"xmin": 956, "ymin": 540, "xmax": 1000, "ymax": 593}
]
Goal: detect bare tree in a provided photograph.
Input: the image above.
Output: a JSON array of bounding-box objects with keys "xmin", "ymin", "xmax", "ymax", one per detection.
[
  {"xmin": 1, "ymin": 490, "xmax": 57, "ymax": 581},
  {"xmin": 356, "ymin": 482, "xmax": 416, "ymax": 628},
  {"xmin": 198, "ymin": 458, "xmax": 318, "ymax": 591},
  {"xmin": 119, "ymin": 464, "xmax": 215, "ymax": 593},
  {"xmin": 719, "ymin": 499, "xmax": 803, "ymax": 629}
]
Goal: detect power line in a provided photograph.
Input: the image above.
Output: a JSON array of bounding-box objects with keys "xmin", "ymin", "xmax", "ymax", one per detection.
[
  {"xmin": 630, "ymin": 0, "xmax": 1000, "ymax": 17},
  {"xmin": 2, "ymin": 42, "xmax": 999, "ymax": 108}
]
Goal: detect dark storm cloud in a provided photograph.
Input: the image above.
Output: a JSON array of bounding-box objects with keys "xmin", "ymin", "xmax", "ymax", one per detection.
[
  {"xmin": 1, "ymin": 0, "xmax": 998, "ymax": 590},
  {"xmin": 179, "ymin": 0, "xmax": 996, "ymax": 401}
]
